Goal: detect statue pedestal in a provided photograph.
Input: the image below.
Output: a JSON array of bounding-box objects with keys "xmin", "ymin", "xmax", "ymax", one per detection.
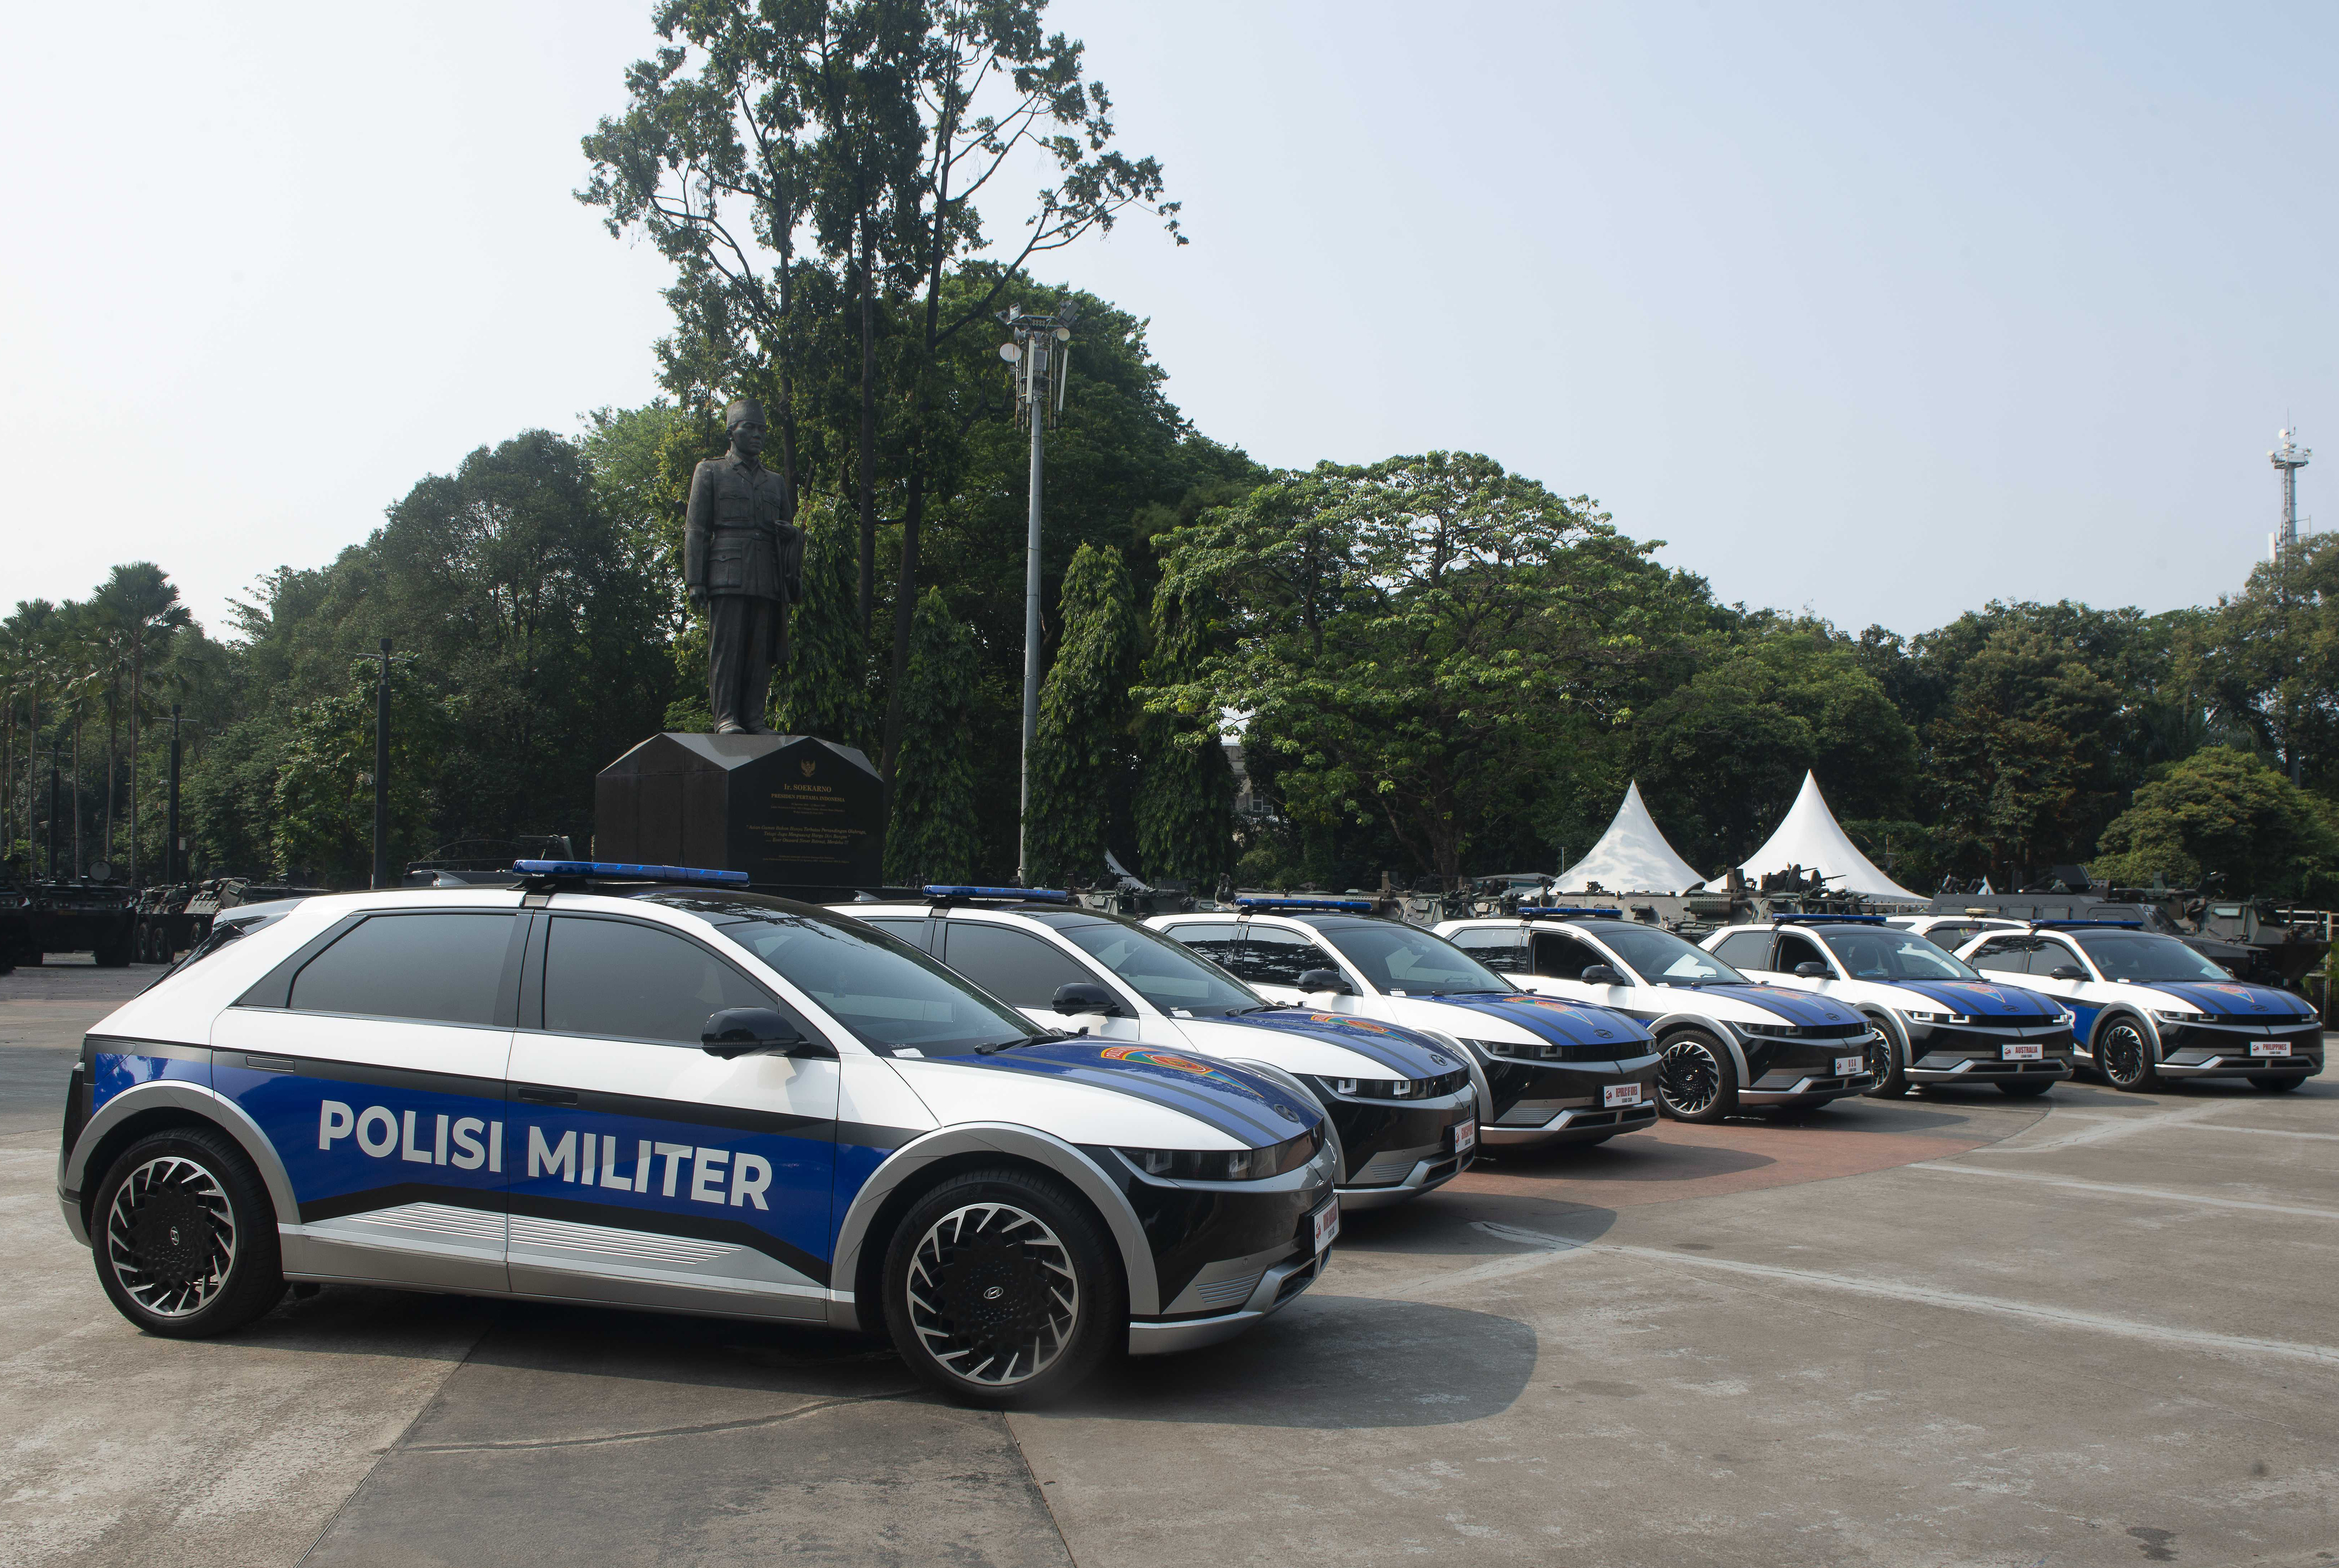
[{"xmin": 595, "ymin": 733, "xmax": 884, "ymax": 892}]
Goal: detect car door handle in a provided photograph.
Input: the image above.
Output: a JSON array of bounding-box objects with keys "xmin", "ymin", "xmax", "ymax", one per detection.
[{"xmin": 514, "ymin": 1085, "xmax": 578, "ymax": 1106}]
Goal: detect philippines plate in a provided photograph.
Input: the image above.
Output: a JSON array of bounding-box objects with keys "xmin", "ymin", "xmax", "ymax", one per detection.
[
  {"xmin": 1835, "ymin": 1055, "xmax": 1866, "ymax": 1076},
  {"xmin": 1602, "ymin": 1082, "xmax": 1643, "ymax": 1108},
  {"xmin": 2251, "ymin": 1041, "xmax": 2293, "ymax": 1058},
  {"xmin": 1452, "ymin": 1118, "xmax": 1478, "ymax": 1154},
  {"xmin": 2002, "ymin": 1042, "xmax": 2043, "ymax": 1061},
  {"xmin": 1310, "ymin": 1200, "xmax": 1340, "ymax": 1254}
]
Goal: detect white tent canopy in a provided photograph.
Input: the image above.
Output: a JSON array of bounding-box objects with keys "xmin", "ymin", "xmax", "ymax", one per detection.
[
  {"xmin": 1556, "ymin": 780, "xmax": 1705, "ymax": 894},
  {"xmin": 1706, "ymin": 771, "xmax": 1923, "ymax": 903}
]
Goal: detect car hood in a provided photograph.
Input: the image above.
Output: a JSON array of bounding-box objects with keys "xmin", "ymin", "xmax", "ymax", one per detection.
[
  {"xmin": 1412, "ymin": 993, "xmax": 1655, "ymax": 1049},
  {"xmin": 2134, "ymin": 980, "xmax": 2319, "ymax": 1022},
  {"xmin": 1189, "ymin": 1009, "xmax": 1462, "ymax": 1079},
  {"xmin": 904, "ymin": 1039, "xmax": 1320, "ymax": 1148},
  {"xmin": 1874, "ymin": 979, "xmax": 2062, "ymax": 1019},
  {"xmin": 1689, "ymin": 984, "xmax": 1865, "ymax": 1028}
]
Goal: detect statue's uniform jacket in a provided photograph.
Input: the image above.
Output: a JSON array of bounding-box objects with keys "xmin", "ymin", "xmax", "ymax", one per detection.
[{"xmin": 684, "ymin": 453, "xmax": 795, "ymax": 600}]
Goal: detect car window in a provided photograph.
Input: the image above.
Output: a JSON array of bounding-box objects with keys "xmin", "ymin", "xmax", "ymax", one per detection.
[
  {"xmin": 1157, "ymin": 922, "xmax": 1247, "ymax": 973},
  {"xmin": 289, "ymin": 913, "xmax": 518, "ymax": 1027},
  {"xmin": 856, "ymin": 917, "xmax": 930, "ymax": 948},
  {"xmin": 1817, "ymin": 927, "xmax": 1982, "ymax": 980},
  {"xmin": 941, "ymin": 921, "xmax": 1096, "ymax": 1009},
  {"xmin": 1317, "ymin": 923, "xmax": 1509, "ymax": 995},
  {"xmin": 543, "ymin": 917, "xmax": 774, "ymax": 1045},
  {"xmin": 1047, "ymin": 917, "xmax": 1261, "ymax": 1017},
  {"xmin": 2071, "ymin": 930, "xmax": 2231, "ymax": 982},
  {"xmin": 1448, "ymin": 928, "xmax": 1527, "ymax": 970},
  {"xmin": 1530, "ymin": 930, "xmax": 1606, "ymax": 981},
  {"xmin": 1922, "ymin": 923, "xmax": 1980, "ymax": 951},
  {"xmin": 1232, "ymin": 925, "xmax": 1336, "ymax": 987},
  {"xmin": 672, "ymin": 898, "xmax": 1039, "ymax": 1055},
  {"xmin": 1772, "ymin": 931, "xmax": 1830, "ymax": 973},
  {"xmin": 1970, "ymin": 937, "xmax": 2038, "ymax": 975},
  {"xmin": 1708, "ymin": 931, "xmax": 1771, "ymax": 970},
  {"xmin": 1596, "ymin": 924, "xmax": 1748, "ymax": 986}
]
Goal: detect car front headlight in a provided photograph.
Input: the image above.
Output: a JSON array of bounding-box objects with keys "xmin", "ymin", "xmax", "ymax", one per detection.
[
  {"xmin": 2151, "ymin": 1009, "xmax": 2204, "ymax": 1024},
  {"xmin": 1119, "ymin": 1127, "xmax": 1322, "ymax": 1182},
  {"xmin": 1740, "ymin": 1021, "xmax": 1802, "ymax": 1037},
  {"xmin": 1897, "ymin": 1008, "xmax": 1974, "ymax": 1025}
]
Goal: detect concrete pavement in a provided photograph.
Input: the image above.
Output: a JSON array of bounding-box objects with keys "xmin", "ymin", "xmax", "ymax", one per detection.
[{"xmin": 5, "ymin": 962, "xmax": 2335, "ymax": 1566}]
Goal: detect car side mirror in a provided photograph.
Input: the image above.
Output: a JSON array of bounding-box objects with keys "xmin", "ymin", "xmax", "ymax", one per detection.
[
  {"xmin": 1580, "ymin": 964, "xmax": 1626, "ymax": 986},
  {"xmin": 1297, "ymin": 967, "xmax": 1353, "ymax": 994},
  {"xmin": 702, "ymin": 1007, "xmax": 827, "ymax": 1059},
  {"xmin": 2048, "ymin": 965, "xmax": 2085, "ymax": 980},
  {"xmin": 1793, "ymin": 962, "xmax": 1828, "ymax": 979},
  {"xmin": 1051, "ymin": 982, "xmax": 1123, "ymax": 1017}
]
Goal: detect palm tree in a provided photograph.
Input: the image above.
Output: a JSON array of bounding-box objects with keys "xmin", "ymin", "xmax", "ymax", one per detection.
[{"xmin": 92, "ymin": 565, "xmax": 190, "ymax": 883}]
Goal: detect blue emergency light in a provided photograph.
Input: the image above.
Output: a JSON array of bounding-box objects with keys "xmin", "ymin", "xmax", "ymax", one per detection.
[
  {"xmin": 923, "ymin": 885, "xmax": 1071, "ymax": 903},
  {"xmin": 1517, "ymin": 906, "xmax": 1620, "ymax": 920},
  {"xmin": 513, "ymin": 860, "xmax": 750, "ymax": 886},
  {"xmin": 1234, "ymin": 896, "xmax": 1375, "ymax": 912},
  {"xmin": 1774, "ymin": 914, "xmax": 1888, "ymax": 925}
]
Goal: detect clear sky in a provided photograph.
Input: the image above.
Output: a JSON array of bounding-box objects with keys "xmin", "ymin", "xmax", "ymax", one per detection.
[{"xmin": 5, "ymin": 0, "xmax": 2333, "ymax": 640}]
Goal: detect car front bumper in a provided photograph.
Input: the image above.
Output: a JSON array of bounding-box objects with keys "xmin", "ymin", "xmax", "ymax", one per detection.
[
  {"xmin": 1126, "ymin": 1245, "xmax": 1328, "ymax": 1355},
  {"xmin": 1741, "ymin": 1069, "xmax": 1876, "ymax": 1106},
  {"xmin": 1483, "ymin": 1099, "xmax": 1661, "ymax": 1145}
]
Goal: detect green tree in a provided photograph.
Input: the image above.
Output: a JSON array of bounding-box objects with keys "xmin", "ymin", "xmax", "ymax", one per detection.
[
  {"xmin": 270, "ymin": 665, "xmax": 451, "ymax": 885},
  {"xmin": 1151, "ymin": 453, "xmax": 1686, "ymax": 887},
  {"xmin": 2185, "ymin": 537, "xmax": 2339, "ymax": 790},
  {"xmin": 772, "ymin": 496, "xmax": 872, "ymax": 749},
  {"xmin": 1134, "ymin": 571, "xmax": 1234, "ymax": 888},
  {"xmin": 90, "ymin": 563, "xmax": 191, "ymax": 882},
  {"xmin": 2092, "ymin": 746, "xmax": 2339, "ymax": 899},
  {"xmin": 884, "ymin": 589, "xmax": 982, "ymax": 884},
  {"xmin": 1027, "ymin": 543, "xmax": 1139, "ymax": 885}
]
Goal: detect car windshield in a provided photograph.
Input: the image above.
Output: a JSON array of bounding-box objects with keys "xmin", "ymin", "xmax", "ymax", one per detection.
[
  {"xmin": 1043, "ymin": 915, "xmax": 1262, "ymax": 1017},
  {"xmin": 651, "ymin": 893, "xmax": 1041, "ymax": 1055},
  {"xmin": 1316, "ymin": 922, "xmax": 1511, "ymax": 996},
  {"xmin": 1598, "ymin": 924, "xmax": 1747, "ymax": 987},
  {"xmin": 2072, "ymin": 930, "xmax": 2235, "ymax": 983},
  {"xmin": 1816, "ymin": 927, "xmax": 1983, "ymax": 981}
]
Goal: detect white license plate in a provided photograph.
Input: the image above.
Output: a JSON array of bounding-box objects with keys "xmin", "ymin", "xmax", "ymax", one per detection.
[
  {"xmin": 1452, "ymin": 1118, "xmax": 1478, "ymax": 1154},
  {"xmin": 1310, "ymin": 1200, "xmax": 1339, "ymax": 1254},
  {"xmin": 1603, "ymin": 1082, "xmax": 1643, "ymax": 1108},
  {"xmin": 2252, "ymin": 1041, "xmax": 2292, "ymax": 1058},
  {"xmin": 2002, "ymin": 1042, "xmax": 2043, "ymax": 1061},
  {"xmin": 1835, "ymin": 1055, "xmax": 1866, "ymax": 1076}
]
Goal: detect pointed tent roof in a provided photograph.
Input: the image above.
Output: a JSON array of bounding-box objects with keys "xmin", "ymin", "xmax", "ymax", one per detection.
[
  {"xmin": 1557, "ymin": 780, "xmax": 1705, "ymax": 894},
  {"xmin": 1713, "ymin": 771, "xmax": 1923, "ymax": 903}
]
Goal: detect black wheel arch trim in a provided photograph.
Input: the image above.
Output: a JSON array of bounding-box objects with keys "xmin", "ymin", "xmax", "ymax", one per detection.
[
  {"xmin": 63, "ymin": 1079, "xmax": 297, "ymax": 1242},
  {"xmin": 1651, "ymin": 1014, "xmax": 1750, "ymax": 1082},
  {"xmin": 826, "ymin": 1123, "xmax": 1160, "ymax": 1334}
]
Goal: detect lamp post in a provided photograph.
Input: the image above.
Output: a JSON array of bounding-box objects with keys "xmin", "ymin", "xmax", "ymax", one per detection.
[
  {"xmin": 997, "ymin": 301, "xmax": 1078, "ymax": 885},
  {"xmin": 358, "ymin": 639, "xmax": 402, "ymax": 890},
  {"xmin": 167, "ymin": 702, "xmax": 182, "ymax": 886}
]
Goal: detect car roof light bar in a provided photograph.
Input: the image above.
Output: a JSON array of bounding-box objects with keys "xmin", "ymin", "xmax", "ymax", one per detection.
[
  {"xmin": 513, "ymin": 859, "xmax": 750, "ymax": 886},
  {"xmin": 1774, "ymin": 914, "xmax": 1888, "ymax": 925},
  {"xmin": 923, "ymin": 885, "xmax": 1071, "ymax": 903},
  {"xmin": 2029, "ymin": 918, "xmax": 2142, "ymax": 930},
  {"xmin": 1234, "ymin": 896, "xmax": 1375, "ymax": 912},
  {"xmin": 1517, "ymin": 906, "xmax": 1619, "ymax": 919}
]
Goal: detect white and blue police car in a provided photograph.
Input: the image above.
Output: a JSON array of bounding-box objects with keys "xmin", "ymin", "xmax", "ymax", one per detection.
[
  {"xmin": 1433, "ymin": 910, "xmax": 1878, "ymax": 1122},
  {"xmin": 1146, "ymin": 901, "xmax": 1662, "ymax": 1151},
  {"xmin": 55, "ymin": 864, "xmax": 1338, "ymax": 1406},
  {"xmin": 1953, "ymin": 921, "xmax": 2326, "ymax": 1093},
  {"xmin": 841, "ymin": 889, "xmax": 1478, "ymax": 1210},
  {"xmin": 1698, "ymin": 917, "xmax": 2074, "ymax": 1097}
]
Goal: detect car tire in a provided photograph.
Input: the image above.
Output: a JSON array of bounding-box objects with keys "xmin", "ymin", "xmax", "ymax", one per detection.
[
  {"xmin": 92, "ymin": 1126, "xmax": 285, "ymax": 1338},
  {"xmin": 1861, "ymin": 1016, "xmax": 1909, "ymax": 1098},
  {"xmin": 2096, "ymin": 1018, "xmax": 2161, "ymax": 1093},
  {"xmin": 1657, "ymin": 1030, "xmax": 1737, "ymax": 1123},
  {"xmin": 1995, "ymin": 1079, "xmax": 2054, "ymax": 1097},
  {"xmin": 2249, "ymin": 1074, "xmax": 2306, "ymax": 1092},
  {"xmin": 882, "ymin": 1166, "xmax": 1124, "ymax": 1409}
]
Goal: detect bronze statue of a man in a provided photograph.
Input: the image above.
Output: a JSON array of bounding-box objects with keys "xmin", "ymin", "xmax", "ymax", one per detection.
[{"xmin": 686, "ymin": 398, "xmax": 802, "ymax": 734}]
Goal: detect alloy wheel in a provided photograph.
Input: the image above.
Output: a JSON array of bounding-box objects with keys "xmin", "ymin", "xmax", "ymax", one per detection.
[
  {"xmin": 1660, "ymin": 1037, "xmax": 1722, "ymax": 1116},
  {"xmin": 2099, "ymin": 1022, "xmax": 2150, "ymax": 1088},
  {"xmin": 905, "ymin": 1201, "xmax": 1079, "ymax": 1388},
  {"xmin": 104, "ymin": 1155, "xmax": 237, "ymax": 1317}
]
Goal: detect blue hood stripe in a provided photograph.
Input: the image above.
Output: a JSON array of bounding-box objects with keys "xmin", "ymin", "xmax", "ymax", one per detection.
[
  {"xmin": 1891, "ymin": 979, "xmax": 2058, "ymax": 1019},
  {"xmin": 926, "ymin": 1044, "xmax": 1313, "ymax": 1146},
  {"xmin": 1429, "ymin": 994, "xmax": 1654, "ymax": 1048},
  {"xmin": 1699, "ymin": 985, "xmax": 1861, "ymax": 1026},
  {"xmin": 1212, "ymin": 1011, "xmax": 1451, "ymax": 1076},
  {"xmin": 2147, "ymin": 981, "xmax": 2319, "ymax": 1021}
]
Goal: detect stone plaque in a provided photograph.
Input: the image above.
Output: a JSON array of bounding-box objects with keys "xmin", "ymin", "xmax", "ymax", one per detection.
[{"xmin": 595, "ymin": 733, "xmax": 884, "ymax": 890}]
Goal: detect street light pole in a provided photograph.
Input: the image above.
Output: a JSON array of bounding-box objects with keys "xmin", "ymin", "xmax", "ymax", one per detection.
[
  {"xmin": 998, "ymin": 302, "xmax": 1077, "ymax": 885},
  {"xmin": 372, "ymin": 638, "xmax": 392, "ymax": 890},
  {"xmin": 167, "ymin": 702, "xmax": 182, "ymax": 886}
]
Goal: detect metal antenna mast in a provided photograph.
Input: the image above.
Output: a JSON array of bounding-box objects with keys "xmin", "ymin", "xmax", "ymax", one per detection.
[
  {"xmin": 2272, "ymin": 427, "xmax": 2312, "ymax": 560},
  {"xmin": 998, "ymin": 301, "xmax": 1078, "ymax": 885}
]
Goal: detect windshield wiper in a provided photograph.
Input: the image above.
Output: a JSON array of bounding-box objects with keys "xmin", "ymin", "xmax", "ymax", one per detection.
[{"xmin": 975, "ymin": 1030, "xmax": 1069, "ymax": 1055}]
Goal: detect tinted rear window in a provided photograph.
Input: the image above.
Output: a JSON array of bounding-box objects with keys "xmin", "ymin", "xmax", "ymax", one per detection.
[{"xmin": 289, "ymin": 913, "xmax": 516, "ymax": 1026}]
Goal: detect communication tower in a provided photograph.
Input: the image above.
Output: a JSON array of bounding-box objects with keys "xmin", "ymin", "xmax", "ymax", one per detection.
[{"xmin": 2271, "ymin": 427, "xmax": 2311, "ymax": 561}]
